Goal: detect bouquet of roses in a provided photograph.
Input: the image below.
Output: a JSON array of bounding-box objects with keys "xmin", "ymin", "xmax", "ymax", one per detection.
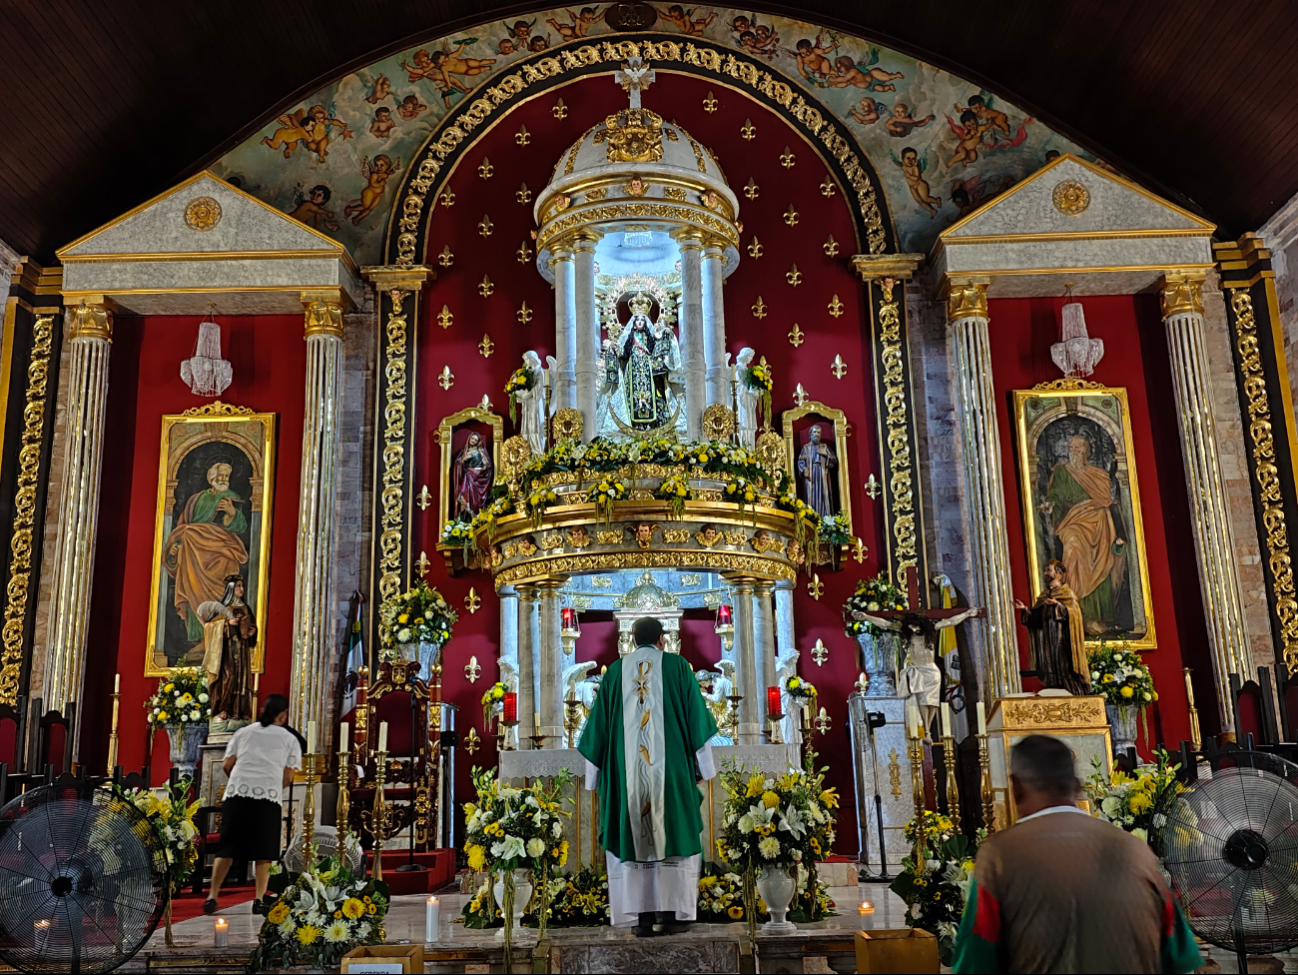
[
  {"xmin": 585, "ymin": 478, "xmax": 627, "ymax": 526},
  {"xmin": 843, "ymin": 574, "xmax": 907, "ymax": 638},
  {"xmin": 504, "ymin": 366, "xmax": 535, "ymax": 423},
  {"xmin": 378, "ymin": 580, "xmax": 457, "ymax": 654},
  {"xmin": 654, "ymin": 472, "xmax": 693, "ymax": 518},
  {"xmin": 144, "ymin": 667, "xmax": 211, "ymax": 728}
]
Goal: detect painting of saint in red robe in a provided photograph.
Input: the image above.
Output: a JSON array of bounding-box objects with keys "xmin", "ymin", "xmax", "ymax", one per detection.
[{"xmin": 452, "ymin": 431, "xmax": 493, "ymax": 520}]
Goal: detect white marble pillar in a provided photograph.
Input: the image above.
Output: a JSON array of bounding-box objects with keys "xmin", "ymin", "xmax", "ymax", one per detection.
[
  {"xmin": 676, "ymin": 232, "xmax": 707, "ymax": 439},
  {"xmin": 498, "ymin": 586, "xmax": 519, "ymax": 671},
  {"xmin": 551, "ymin": 247, "xmax": 577, "ymax": 413},
  {"xmin": 702, "ymin": 241, "xmax": 729, "ymax": 409},
  {"xmin": 753, "ymin": 582, "xmax": 776, "ymax": 707},
  {"xmin": 730, "ymin": 578, "xmax": 760, "ymax": 744},
  {"xmin": 946, "ymin": 280, "xmax": 1020, "ymax": 701},
  {"xmin": 773, "ymin": 579, "xmax": 796, "ymax": 657},
  {"xmin": 289, "ymin": 293, "xmax": 346, "ymax": 733},
  {"xmin": 572, "ymin": 234, "xmax": 599, "ymax": 439},
  {"xmin": 44, "ymin": 300, "xmax": 113, "ymax": 722},
  {"xmin": 1162, "ymin": 273, "xmax": 1252, "ymax": 727},
  {"xmin": 516, "ymin": 585, "xmax": 537, "ymax": 748},
  {"xmin": 537, "ymin": 580, "xmax": 565, "ymax": 746}
]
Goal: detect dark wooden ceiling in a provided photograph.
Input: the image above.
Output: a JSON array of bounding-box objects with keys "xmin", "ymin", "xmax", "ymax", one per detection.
[{"xmin": 3, "ymin": 0, "xmax": 1296, "ymax": 260}]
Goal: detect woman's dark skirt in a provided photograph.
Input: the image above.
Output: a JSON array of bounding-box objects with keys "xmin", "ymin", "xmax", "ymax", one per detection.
[{"xmin": 214, "ymin": 794, "xmax": 282, "ymax": 862}]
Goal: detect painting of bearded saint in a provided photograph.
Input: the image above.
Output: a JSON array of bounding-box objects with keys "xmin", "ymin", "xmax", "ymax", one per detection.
[
  {"xmin": 1014, "ymin": 387, "xmax": 1154, "ymax": 649},
  {"xmin": 147, "ymin": 409, "xmax": 276, "ymax": 675}
]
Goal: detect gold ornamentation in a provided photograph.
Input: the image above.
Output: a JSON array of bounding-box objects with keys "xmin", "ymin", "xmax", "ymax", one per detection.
[
  {"xmin": 596, "ymin": 530, "xmax": 623, "ymax": 545},
  {"xmin": 478, "ymin": 157, "xmax": 494, "ymax": 179},
  {"xmin": 538, "ymin": 201, "xmax": 738, "ymax": 253},
  {"xmin": 823, "ymin": 234, "xmax": 840, "ymax": 257},
  {"xmin": 831, "ymin": 355, "xmax": 848, "ymax": 379},
  {"xmin": 553, "ymin": 408, "xmax": 584, "ymax": 442},
  {"xmin": 568, "ymin": 526, "xmax": 593, "ymax": 549},
  {"xmin": 416, "ymin": 550, "xmax": 431, "ymax": 576},
  {"xmin": 787, "ymin": 538, "xmax": 803, "ymax": 566},
  {"xmin": 695, "ymin": 526, "xmax": 722, "ymax": 548},
  {"xmin": 183, "ymin": 196, "xmax": 222, "ymax": 232},
  {"xmin": 373, "ymin": 284, "xmax": 417, "ymax": 601},
  {"xmin": 810, "ymin": 638, "xmax": 828, "ymax": 666},
  {"xmin": 1051, "ymin": 179, "xmax": 1090, "ymax": 216},
  {"xmin": 946, "ymin": 280, "xmax": 988, "ymax": 321},
  {"xmin": 437, "ymin": 304, "xmax": 453, "ymax": 329},
  {"xmin": 743, "ymin": 178, "xmax": 760, "ymax": 200},
  {"xmin": 552, "ymin": 98, "xmax": 568, "ymax": 119},
  {"xmin": 540, "ymin": 534, "xmax": 565, "ymax": 551},
  {"xmin": 756, "ymin": 431, "xmax": 785, "ymax": 477},
  {"xmin": 852, "ymin": 537, "xmax": 867, "ymax": 562},
  {"xmin": 503, "ymin": 543, "xmax": 518, "ymax": 559},
  {"xmin": 872, "ymin": 276, "xmax": 918, "ymax": 579},
  {"xmin": 494, "ymin": 550, "xmax": 795, "ymax": 586},
  {"xmin": 820, "ymin": 176, "xmax": 836, "ymax": 197},
  {"xmin": 788, "ymin": 323, "xmax": 805, "ymax": 347},
  {"xmin": 750, "ymin": 530, "xmax": 776, "ymax": 554},
  {"xmin": 438, "ymin": 365, "xmax": 454, "ymax": 390},
  {"xmin": 751, "ymin": 296, "xmax": 768, "ymax": 319},
  {"xmin": 516, "ymin": 537, "xmax": 538, "ymax": 557},
  {"xmin": 517, "ymin": 242, "xmax": 533, "ymax": 263},
  {"xmin": 888, "ymin": 748, "xmax": 902, "ymax": 798},
  {"xmin": 478, "ymin": 275, "xmax": 495, "ymax": 297},
  {"xmin": 416, "ymin": 485, "xmax": 432, "ymax": 511},
  {"xmin": 464, "ymin": 656, "xmax": 482, "ymax": 683},
  {"xmin": 516, "ymin": 183, "xmax": 533, "ymax": 204},
  {"xmin": 68, "ymin": 302, "xmax": 113, "ymax": 342},
  {"xmin": 0, "ymin": 314, "xmax": 53, "ymax": 703},
  {"xmin": 702, "ymin": 404, "xmax": 735, "ymax": 441},
  {"xmin": 662, "ymin": 528, "xmax": 691, "ymax": 544},
  {"xmin": 740, "ymin": 118, "xmax": 756, "ymax": 140},
  {"xmin": 864, "ymin": 474, "xmax": 882, "ymax": 499},
  {"xmin": 180, "ymin": 400, "xmax": 253, "ymax": 417},
  {"xmin": 783, "ymin": 205, "xmax": 799, "ymax": 227},
  {"xmin": 465, "ymin": 727, "xmax": 481, "ymax": 754},
  {"xmin": 779, "ymin": 146, "xmax": 795, "ymax": 168},
  {"xmin": 303, "ymin": 298, "xmax": 344, "ymax": 339},
  {"xmin": 1000, "ymin": 697, "xmax": 1106, "ymax": 727},
  {"xmin": 703, "ymin": 90, "xmax": 718, "ymax": 112},
  {"xmin": 828, "ymin": 295, "xmax": 844, "ymax": 318},
  {"xmin": 807, "ymin": 573, "xmax": 824, "ymax": 600},
  {"xmin": 724, "ymin": 531, "xmax": 746, "ymax": 546},
  {"xmin": 626, "ymin": 522, "xmax": 660, "ymax": 549},
  {"xmin": 478, "ymin": 215, "xmax": 494, "ymax": 237},
  {"xmin": 1161, "ymin": 272, "xmax": 1206, "ymax": 318},
  {"xmin": 515, "ymin": 124, "xmax": 531, "ymax": 146},
  {"xmin": 516, "ymin": 301, "xmax": 534, "ymax": 324},
  {"xmin": 786, "ymin": 265, "xmax": 802, "ymax": 287},
  {"xmin": 437, "ymin": 245, "xmax": 454, "ymax": 267},
  {"xmin": 439, "ymin": 189, "xmax": 455, "ymax": 207},
  {"xmin": 793, "ymin": 382, "xmax": 808, "ymax": 406},
  {"xmin": 594, "ymin": 107, "xmax": 666, "ymax": 162},
  {"xmin": 478, "ymin": 334, "xmax": 495, "ymax": 357},
  {"xmin": 465, "ymin": 587, "xmax": 483, "ymax": 614},
  {"xmin": 747, "ymin": 236, "xmax": 763, "ymax": 259},
  {"xmin": 501, "ymin": 436, "xmax": 532, "ymax": 478},
  {"xmin": 1031, "ymin": 377, "xmax": 1103, "ymax": 391},
  {"xmin": 663, "ymin": 186, "xmax": 687, "ymax": 201}
]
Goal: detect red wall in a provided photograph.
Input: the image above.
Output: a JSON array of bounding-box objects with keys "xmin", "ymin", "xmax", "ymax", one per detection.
[
  {"xmin": 989, "ymin": 294, "xmax": 1216, "ymax": 750},
  {"xmin": 80, "ymin": 314, "xmax": 304, "ymax": 783}
]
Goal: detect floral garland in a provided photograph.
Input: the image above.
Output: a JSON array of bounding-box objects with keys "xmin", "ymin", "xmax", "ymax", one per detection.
[
  {"xmin": 525, "ymin": 484, "xmax": 559, "ymax": 529},
  {"xmin": 377, "ymin": 580, "xmax": 457, "ymax": 654},
  {"xmin": 775, "ymin": 487, "xmax": 821, "ymax": 545},
  {"xmin": 144, "ymin": 667, "xmax": 211, "ymax": 728},
  {"xmin": 724, "ymin": 475, "xmax": 761, "ymax": 516},
  {"xmin": 744, "ymin": 361, "xmax": 773, "ymax": 427},
  {"xmin": 467, "ymin": 494, "xmax": 515, "ymax": 543},
  {"xmin": 251, "ymin": 857, "xmax": 389, "ymax": 972},
  {"xmin": 518, "ymin": 436, "xmax": 769, "ymax": 493},
  {"xmin": 1085, "ymin": 749, "xmax": 1183, "ymax": 855},
  {"xmin": 654, "ymin": 472, "xmax": 693, "ymax": 518},
  {"xmin": 843, "ymin": 574, "xmax": 908, "ymax": 638},
  {"xmin": 504, "ymin": 366, "xmax": 534, "ymax": 424},
  {"xmin": 585, "ymin": 478, "xmax": 627, "ymax": 526},
  {"xmin": 116, "ymin": 776, "xmax": 200, "ymax": 895}
]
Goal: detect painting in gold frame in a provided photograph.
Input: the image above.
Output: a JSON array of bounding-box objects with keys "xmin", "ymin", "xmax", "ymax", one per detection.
[
  {"xmin": 145, "ymin": 403, "xmax": 276, "ymax": 676},
  {"xmin": 1013, "ymin": 381, "xmax": 1155, "ymax": 650},
  {"xmin": 434, "ymin": 404, "xmax": 503, "ymax": 544}
]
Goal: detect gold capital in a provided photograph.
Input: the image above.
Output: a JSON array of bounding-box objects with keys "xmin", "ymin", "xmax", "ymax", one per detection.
[
  {"xmin": 851, "ymin": 253, "xmax": 924, "ymax": 283},
  {"xmin": 361, "ymin": 265, "xmax": 434, "ymax": 292},
  {"xmin": 944, "ymin": 278, "xmax": 989, "ymax": 323},
  {"xmin": 302, "ymin": 292, "xmax": 345, "ymax": 339},
  {"xmin": 66, "ymin": 299, "xmax": 114, "ymax": 342},
  {"xmin": 1160, "ymin": 271, "xmax": 1207, "ymax": 319}
]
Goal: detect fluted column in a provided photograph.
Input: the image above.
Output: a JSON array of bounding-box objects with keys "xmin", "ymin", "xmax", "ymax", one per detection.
[
  {"xmin": 773, "ymin": 579, "xmax": 796, "ymax": 659},
  {"xmin": 537, "ymin": 580, "xmax": 565, "ymax": 746},
  {"xmin": 551, "ymin": 246, "xmax": 577, "ymax": 413},
  {"xmin": 753, "ymin": 582, "xmax": 776, "ymax": 704},
  {"xmin": 729, "ymin": 577, "xmax": 760, "ymax": 743},
  {"xmin": 572, "ymin": 234, "xmax": 600, "ymax": 440},
  {"xmin": 945, "ymin": 279, "xmax": 1020, "ymax": 701},
  {"xmin": 289, "ymin": 292, "xmax": 347, "ymax": 733},
  {"xmin": 676, "ymin": 231, "xmax": 706, "ymax": 439},
  {"xmin": 702, "ymin": 241, "xmax": 729, "ymax": 409},
  {"xmin": 516, "ymin": 585, "xmax": 537, "ymax": 747},
  {"xmin": 44, "ymin": 300, "xmax": 114, "ymax": 725},
  {"xmin": 1162, "ymin": 273, "xmax": 1252, "ymax": 727},
  {"xmin": 498, "ymin": 585, "xmax": 519, "ymax": 672}
]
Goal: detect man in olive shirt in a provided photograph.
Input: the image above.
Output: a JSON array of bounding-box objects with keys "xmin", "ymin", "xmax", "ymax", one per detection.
[{"xmin": 952, "ymin": 734, "xmax": 1201, "ymax": 974}]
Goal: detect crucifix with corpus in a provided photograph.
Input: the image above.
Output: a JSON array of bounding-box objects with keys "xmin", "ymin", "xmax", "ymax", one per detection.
[{"xmin": 853, "ymin": 566, "xmax": 983, "ymax": 738}]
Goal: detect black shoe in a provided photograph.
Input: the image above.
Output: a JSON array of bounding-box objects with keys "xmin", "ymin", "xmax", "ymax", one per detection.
[
  {"xmin": 202, "ymin": 898, "xmax": 217, "ymax": 916},
  {"xmin": 251, "ymin": 899, "xmax": 266, "ymax": 915},
  {"xmin": 633, "ymin": 911, "xmax": 657, "ymax": 937}
]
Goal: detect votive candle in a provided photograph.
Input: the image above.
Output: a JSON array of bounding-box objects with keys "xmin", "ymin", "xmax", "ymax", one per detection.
[
  {"xmin": 906, "ymin": 704, "xmax": 920, "ymax": 739},
  {"xmin": 766, "ymin": 686, "xmax": 783, "ymax": 718},
  {"xmin": 378, "ymin": 721, "xmax": 389, "ymax": 753},
  {"xmin": 426, "ymin": 896, "xmax": 440, "ymax": 942},
  {"xmin": 717, "ymin": 603, "xmax": 733, "ymax": 625},
  {"xmin": 858, "ymin": 900, "xmax": 874, "ymax": 915},
  {"xmin": 214, "ymin": 916, "xmax": 229, "ymax": 947},
  {"xmin": 503, "ymin": 691, "xmax": 518, "ymax": 724},
  {"xmin": 976, "ymin": 701, "xmax": 987, "ymax": 736}
]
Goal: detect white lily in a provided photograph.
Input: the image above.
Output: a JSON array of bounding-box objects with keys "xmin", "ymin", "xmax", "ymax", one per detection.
[{"xmin": 778, "ymin": 804, "xmax": 807, "ymax": 840}]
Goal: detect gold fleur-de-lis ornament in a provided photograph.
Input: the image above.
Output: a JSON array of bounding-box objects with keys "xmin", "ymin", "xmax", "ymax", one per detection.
[
  {"xmin": 820, "ymin": 176, "xmax": 836, "ymax": 197},
  {"xmin": 478, "ymin": 157, "xmax": 493, "ymax": 179},
  {"xmin": 478, "ymin": 275, "xmax": 495, "ymax": 297},
  {"xmin": 751, "ymin": 296, "xmax": 768, "ymax": 319},
  {"xmin": 437, "ymin": 304, "xmax": 453, "ymax": 329},
  {"xmin": 465, "ymin": 587, "xmax": 482, "ymax": 614},
  {"xmin": 747, "ymin": 236, "xmax": 763, "ymax": 258},
  {"xmin": 743, "ymin": 178, "xmax": 759, "ymax": 200},
  {"xmin": 864, "ymin": 474, "xmax": 882, "ymax": 500},
  {"xmin": 437, "ymin": 366, "xmax": 454, "ymax": 390},
  {"xmin": 516, "ymin": 183, "xmax": 532, "ymax": 204},
  {"xmin": 437, "ymin": 245, "xmax": 454, "ymax": 267},
  {"xmin": 786, "ymin": 264, "xmax": 802, "ymax": 287},
  {"xmin": 516, "ymin": 242, "xmax": 532, "ymax": 263},
  {"xmin": 740, "ymin": 118, "xmax": 756, "ymax": 140},
  {"xmin": 807, "ymin": 573, "xmax": 825, "ymax": 600},
  {"xmin": 515, "ymin": 124, "xmax": 531, "ymax": 145},
  {"xmin": 702, "ymin": 90, "xmax": 718, "ymax": 113},
  {"xmin": 788, "ymin": 323, "xmax": 805, "ymax": 347},
  {"xmin": 464, "ymin": 655, "xmax": 482, "ymax": 683},
  {"xmin": 811, "ymin": 638, "xmax": 829, "ymax": 666},
  {"xmin": 416, "ymin": 484, "xmax": 432, "ymax": 511},
  {"xmin": 794, "ymin": 382, "xmax": 808, "ymax": 406},
  {"xmin": 478, "ymin": 214, "xmax": 494, "ymax": 237},
  {"xmin": 440, "ymin": 189, "xmax": 456, "ymax": 207},
  {"xmin": 416, "ymin": 550, "xmax": 431, "ymax": 575},
  {"xmin": 478, "ymin": 334, "xmax": 494, "ymax": 357},
  {"xmin": 828, "ymin": 294, "xmax": 845, "ymax": 318},
  {"xmin": 823, "ymin": 234, "xmax": 840, "ymax": 257},
  {"xmin": 830, "ymin": 354, "xmax": 848, "ymax": 379},
  {"xmin": 517, "ymin": 302, "xmax": 533, "ymax": 324},
  {"xmin": 783, "ymin": 205, "xmax": 799, "ymax": 226},
  {"xmin": 552, "ymin": 98, "xmax": 568, "ymax": 120},
  {"xmin": 779, "ymin": 146, "xmax": 795, "ymax": 168},
  {"xmin": 465, "ymin": 728, "xmax": 481, "ymax": 754}
]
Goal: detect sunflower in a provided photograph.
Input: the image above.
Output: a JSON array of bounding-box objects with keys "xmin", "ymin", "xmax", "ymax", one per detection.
[
  {"xmin": 295, "ymin": 924, "xmax": 321, "ymax": 946},
  {"xmin": 728, "ymin": 905, "xmax": 743, "ymax": 919},
  {"xmin": 266, "ymin": 901, "xmax": 290, "ymax": 925},
  {"xmin": 342, "ymin": 898, "xmax": 365, "ymax": 920}
]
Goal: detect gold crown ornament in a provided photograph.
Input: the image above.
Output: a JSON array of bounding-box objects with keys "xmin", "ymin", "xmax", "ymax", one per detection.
[{"xmin": 628, "ymin": 293, "xmax": 653, "ymax": 315}]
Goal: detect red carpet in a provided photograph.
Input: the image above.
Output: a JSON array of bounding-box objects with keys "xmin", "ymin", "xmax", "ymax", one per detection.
[{"xmin": 169, "ymin": 881, "xmax": 258, "ymax": 922}]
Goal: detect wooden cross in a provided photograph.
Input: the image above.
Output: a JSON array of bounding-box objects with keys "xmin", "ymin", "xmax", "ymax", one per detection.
[{"xmin": 870, "ymin": 566, "xmax": 984, "ymax": 624}]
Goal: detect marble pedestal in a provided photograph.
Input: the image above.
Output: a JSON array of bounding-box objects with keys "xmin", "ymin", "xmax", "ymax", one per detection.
[{"xmin": 848, "ymin": 692, "xmax": 916, "ymax": 871}]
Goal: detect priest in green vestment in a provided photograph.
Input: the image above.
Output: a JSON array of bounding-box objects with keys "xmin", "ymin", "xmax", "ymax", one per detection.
[{"xmin": 578, "ymin": 616, "xmax": 719, "ymax": 935}]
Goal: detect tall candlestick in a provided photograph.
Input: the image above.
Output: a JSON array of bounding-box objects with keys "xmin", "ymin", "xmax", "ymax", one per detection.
[
  {"xmin": 214, "ymin": 916, "xmax": 229, "ymax": 947},
  {"xmin": 114, "ymin": 672, "xmax": 120, "ymax": 693},
  {"xmin": 976, "ymin": 701, "xmax": 987, "ymax": 736},
  {"xmin": 1183, "ymin": 667, "xmax": 1202, "ymax": 751},
  {"xmin": 426, "ymin": 896, "xmax": 440, "ymax": 942},
  {"xmin": 978, "ymin": 731, "xmax": 995, "ymax": 834},
  {"xmin": 378, "ymin": 721, "xmax": 388, "ymax": 753},
  {"xmin": 940, "ymin": 702, "xmax": 952, "ymax": 738},
  {"xmin": 906, "ymin": 704, "xmax": 920, "ymax": 739}
]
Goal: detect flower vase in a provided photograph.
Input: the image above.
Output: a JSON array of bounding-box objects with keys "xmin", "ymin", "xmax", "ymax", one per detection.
[
  {"xmin": 492, "ymin": 868, "xmax": 533, "ymax": 939},
  {"xmin": 1106, "ymin": 703, "xmax": 1140, "ymax": 755},
  {"xmin": 395, "ymin": 641, "xmax": 438, "ymax": 678},
  {"xmin": 757, "ymin": 866, "xmax": 798, "ymax": 935},
  {"xmin": 166, "ymin": 721, "xmax": 208, "ymax": 777},
  {"xmin": 856, "ymin": 630, "xmax": 900, "ymax": 697}
]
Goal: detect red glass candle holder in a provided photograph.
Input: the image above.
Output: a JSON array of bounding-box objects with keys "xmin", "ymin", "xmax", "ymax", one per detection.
[
  {"xmin": 766, "ymin": 685, "xmax": 783, "ymax": 718},
  {"xmin": 503, "ymin": 691, "xmax": 518, "ymax": 724}
]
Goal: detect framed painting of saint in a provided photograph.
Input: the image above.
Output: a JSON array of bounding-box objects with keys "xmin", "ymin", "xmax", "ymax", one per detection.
[
  {"xmin": 1013, "ymin": 382, "xmax": 1155, "ymax": 650},
  {"xmin": 435, "ymin": 404, "xmax": 503, "ymax": 541},
  {"xmin": 145, "ymin": 404, "xmax": 276, "ymax": 676}
]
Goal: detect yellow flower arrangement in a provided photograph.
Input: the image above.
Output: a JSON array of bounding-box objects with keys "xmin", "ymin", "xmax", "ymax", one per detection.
[
  {"xmin": 267, "ymin": 902, "xmax": 290, "ymax": 924},
  {"xmin": 342, "ymin": 898, "xmax": 365, "ymax": 920},
  {"xmin": 295, "ymin": 925, "xmax": 321, "ymax": 946}
]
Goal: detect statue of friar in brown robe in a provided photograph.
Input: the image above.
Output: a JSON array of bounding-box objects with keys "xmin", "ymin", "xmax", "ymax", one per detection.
[
  {"xmin": 198, "ymin": 574, "xmax": 258, "ymax": 720},
  {"xmin": 1014, "ymin": 559, "xmax": 1090, "ymax": 695}
]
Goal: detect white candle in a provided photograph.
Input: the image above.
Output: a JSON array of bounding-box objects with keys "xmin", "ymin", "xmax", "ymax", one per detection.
[
  {"xmin": 114, "ymin": 673, "xmax": 120, "ymax": 694},
  {"xmin": 378, "ymin": 721, "xmax": 389, "ymax": 753},
  {"xmin": 976, "ymin": 701, "xmax": 987, "ymax": 736},
  {"xmin": 306, "ymin": 720, "xmax": 317, "ymax": 754},
  {"xmin": 906, "ymin": 704, "xmax": 920, "ymax": 739},
  {"xmin": 426, "ymin": 896, "xmax": 440, "ymax": 942},
  {"xmin": 940, "ymin": 702, "xmax": 952, "ymax": 738},
  {"xmin": 214, "ymin": 916, "xmax": 228, "ymax": 947},
  {"xmin": 33, "ymin": 920, "xmax": 49, "ymax": 951}
]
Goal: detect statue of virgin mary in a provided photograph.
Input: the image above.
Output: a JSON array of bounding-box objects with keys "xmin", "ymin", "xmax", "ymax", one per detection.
[{"xmin": 604, "ymin": 293, "xmax": 682, "ymax": 436}]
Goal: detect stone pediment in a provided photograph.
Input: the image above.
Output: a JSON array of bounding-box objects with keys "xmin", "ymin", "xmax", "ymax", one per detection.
[
  {"xmin": 58, "ymin": 171, "xmax": 363, "ymax": 314},
  {"xmin": 933, "ymin": 154, "xmax": 1216, "ymax": 297}
]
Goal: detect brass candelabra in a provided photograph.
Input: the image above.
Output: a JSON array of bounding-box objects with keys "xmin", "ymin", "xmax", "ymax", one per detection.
[
  {"xmin": 564, "ymin": 698, "xmax": 585, "ymax": 749},
  {"xmin": 941, "ymin": 734, "xmax": 961, "ymax": 830},
  {"xmin": 370, "ymin": 749, "xmax": 390, "ymax": 881},
  {"xmin": 725, "ymin": 693, "xmax": 743, "ymax": 741},
  {"xmin": 1184, "ymin": 667, "xmax": 1202, "ymax": 751},
  {"xmin": 106, "ymin": 689, "xmax": 121, "ymax": 776},
  {"xmin": 977, "ymin": 733, "xmax": 995, "ymax": 834},
  {"xmin": 302, "ymin": 753, "xmax": 321, "ymax": 871},
  {"xmin": 336, "ymin": 749, "xmax": 352, "ymax": 856},
  {"xmin": 907, "ymin": 727, "xmax": 927, "ymax": 875}
]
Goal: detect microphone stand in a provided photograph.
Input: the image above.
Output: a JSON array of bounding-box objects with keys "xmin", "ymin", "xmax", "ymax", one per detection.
[
  {"xmin": 395, "ymin": 688, "xmax": 426, "ymax": 873},
  {"xmin": 860, "ymin": 711, "xmax": 892, "ymax": 883}
]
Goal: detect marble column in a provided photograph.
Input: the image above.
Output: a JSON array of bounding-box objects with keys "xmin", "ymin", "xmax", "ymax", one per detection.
[
  {"xmin": 945, "ymin": 279, "xmax": 1020, "ymax": 701},
  {"xmin": 702, "ymin": 241, "xmax": 729, "ymax": 410},
  {"xmin": 1162, "ymin": 273, "xmax": 1252, "ymax": 727},
  {"xmin": 676, "ymin": 232, "xmax": 706, "ymax": 439},
  {"xmin": 729, "ymin": 578, "xmax": 760, "ymax": 744},
  {"xmin": 516, "ymin": 585, "xmax": 537, "ymax": 748},
  {"xmin": 551, "ymin": 245, "xmax": 577, "ymax": 413},
  {"xmin": 753, "ymin": 582, "xmax": 776, "ymax": 708},
  {"xmin": 498, "ymin": 586, "xmax": 520, "ymax": 671},
  {"xmin": 537, "ymin": 580, "xmax": 565, "ymax": 746},
  {"xmin": 572, "ymin": 234, "xmax": 600, "ymax": 439},
  {"xmin": 43, "ymin": 300, "xmax": 113, "ymax": 723},
  {"xmin": 773, "ymin": 579, "xmax": 796, "ymax": 658},
  {"xmin": 289, "ymin": 292, "xmax": 347, "ymax": 733}
]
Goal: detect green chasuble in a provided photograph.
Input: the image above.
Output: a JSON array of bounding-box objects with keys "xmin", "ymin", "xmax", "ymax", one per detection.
[{"xmin": 578, "ymin": 645, "xmax": 718, "ymax": 862}]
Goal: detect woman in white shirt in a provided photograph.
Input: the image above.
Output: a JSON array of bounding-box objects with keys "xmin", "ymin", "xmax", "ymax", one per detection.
[{"xmin": 203, "ymin": 694, "xmax": 302, "ymax": 915}]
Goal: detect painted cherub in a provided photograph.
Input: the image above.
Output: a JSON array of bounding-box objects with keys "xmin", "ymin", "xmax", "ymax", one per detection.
[
  {"xmin": 528, "ymin": 34, "xmax": 550, "ymax": 51},
  {"xmin": 658, "ymin": 5, "xmax": 717, "ymax": 35},
  {"xmin": 503, "ymin": 19, "xmax": 534, "ymax": 44},
  {"xmin": 369, "ymin": 107, "xmax": 396, "ymax": 139},
  {"xmin": 287, "ymin": 183, "xmax": 340, "ymax": 232},
  {"xmin": 849, "ymin": 96, "xmax": 882, "ymax": 126},
  {"xmin": 828, "ymin": 51, "xmax": 904, "ymax": 91},
  {"xmin": 945, "ymin": 110, "xmax": 990, "ymax": 169},
  {"xmin": 498, "ymin": 37, "xmax": 517, "ymax": 54},
  {"xmin": 892, "ymin": 147, "xmax": 941, "ymax": 217},
  {"xmin": 398, "ymin": 94, "xmax": 427, "ymax": 120},
  {"xmin": 343, "ymin": 155, "xmax": 401, "ymax": 225},
  {"xmin": 950, "ymin": 174, "xmax": 987, "ymax": 217},
  {"xmin": 261, "ymin": 105, "xmax": 353, "ymax": 162},
  {"xmin": 790, "ymin": 35, "xmax": 837, "ymax": 85},
  {"xmin": 548, "ymin": 7, "xmax": 604, "ymax": 39},
  {"xmin": 885, "ymin": 103, "xmax": 935, "ymax": 138},
  {"xmin": 730, "ymin": 14, "xmax": 779, "ymax": 58},
  {"xmin": 364, "ymin": 75, "xmax": 392, "ymax": 104},
  {"xmin": 958, "ymin": 94, "xmax": 1010, "ymax": 140}
]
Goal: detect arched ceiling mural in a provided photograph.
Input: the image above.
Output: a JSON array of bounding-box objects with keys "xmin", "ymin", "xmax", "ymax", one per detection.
[{"xmin": 210, "ymin": 6, "xmax": 1091, "ymax": 265}]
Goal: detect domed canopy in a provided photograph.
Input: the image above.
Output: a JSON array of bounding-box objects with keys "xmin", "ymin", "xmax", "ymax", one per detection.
[{"xmin": 617, "ymin": 570, "xmax": 682, "ymax": 613}]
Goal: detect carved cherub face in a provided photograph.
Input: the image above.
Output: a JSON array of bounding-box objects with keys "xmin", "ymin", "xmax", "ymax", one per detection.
[{"xmin": 701, "ymin": 526, "xmax": 719, "ymax": 544}]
